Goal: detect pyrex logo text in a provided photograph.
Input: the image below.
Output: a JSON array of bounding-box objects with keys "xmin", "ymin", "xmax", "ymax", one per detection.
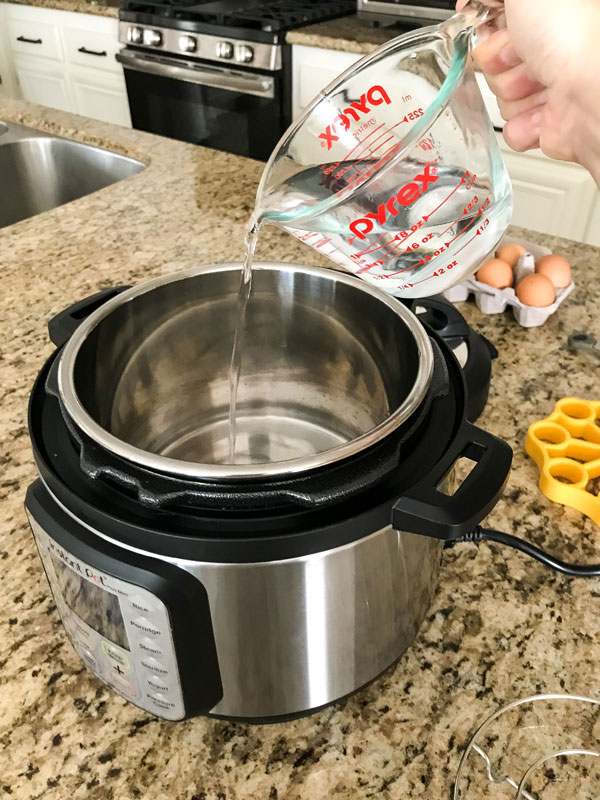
[
  {"xmin": 318, "ymin": 85, "xmax": 392, "ymax": 150},
  {"xmin": 349, "ymin": 162, "xmax": 438, "ymax": 240}
]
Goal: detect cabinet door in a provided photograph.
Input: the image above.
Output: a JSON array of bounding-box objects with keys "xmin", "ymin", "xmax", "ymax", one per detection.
[
  {"xmin": 498, "ymin": 134, "xmax": 597, "ymax": 241},
  {"xmin": 292, "ymin": 44, "xmax": 361, "ymax": 119},
  {"xmin": 14, "ymin": 55, "xmax": 71, "ymax": 111},
  {"xmin": 585, "ymin": 196, "xmax": 600, "ymax": 247},
  {"xmin": 69, "ymin": 67, "xmax": 131, "ymax": 127}
]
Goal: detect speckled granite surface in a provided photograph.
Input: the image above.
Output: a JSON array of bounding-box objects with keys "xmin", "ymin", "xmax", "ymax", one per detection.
[
  {"xmin": 2, "ymin": 0, "xmax": 118, "ymax": 17},
  {"xmin": 1, "ymin": 97, "xmax": 600, "ymax": 800},
  {"xmin": 287, "ymin": 14, "xmax": 406, "ymax": 54}
]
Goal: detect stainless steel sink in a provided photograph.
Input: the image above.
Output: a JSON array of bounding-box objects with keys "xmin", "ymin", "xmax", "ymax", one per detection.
[{"xmin": 0, "ymin": 121, "xmax": 145, "ymax": 228}]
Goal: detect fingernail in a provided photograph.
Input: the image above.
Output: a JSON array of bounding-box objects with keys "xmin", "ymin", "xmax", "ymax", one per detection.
[{"xmin": 499, "ymin": 45, "xmax": 522, "ymax": 67}]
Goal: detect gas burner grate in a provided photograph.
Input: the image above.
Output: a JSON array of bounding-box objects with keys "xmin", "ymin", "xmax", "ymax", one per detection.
[{"xmin": 121, "ymin": 0, "xmax": 355, "ymax": 30}]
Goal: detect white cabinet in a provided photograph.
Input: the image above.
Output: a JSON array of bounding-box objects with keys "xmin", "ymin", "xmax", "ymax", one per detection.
[
  {"xmin": 70, "ymin": 67, "xmax": 131, "ymax": 126},
  {"xmin": 497, "ymin": 133, "xmax": 598, "ymax": 243},
  {"xmin": 291, "ymin": 42, "xmax": 600, "ymax": 244},
  {"xmin": 13, "ymin": 55, "xmax": 71, "ymax": 111},
  {"xmin": 3, "ymin": 4, "xmax": 130, "ymax": 127},
  {"xmin": 585, "ymin": 196, "xmax": 600, "ymax": 247},
  {"xmin": 292, "ymin": 44, "xmax": 361, "ymax": 119}
]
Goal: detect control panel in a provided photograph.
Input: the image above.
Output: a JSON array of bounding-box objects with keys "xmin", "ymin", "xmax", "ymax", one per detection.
[
  {"xmin": 29, "ymin": 516, "xmax": 185, "ymax": 720},
  {"xmin": 118, "ymin": 22, "xmax": 281, "ymax": 71}
]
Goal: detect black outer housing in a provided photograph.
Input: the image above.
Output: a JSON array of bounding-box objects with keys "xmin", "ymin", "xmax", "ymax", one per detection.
[
  {"xmin": 412, "ymin": 295, "xmax": 498, "ymax": 423},
  {"xmin": 28, "ymin": 286, "xmax": 512, "ymax": 562}
]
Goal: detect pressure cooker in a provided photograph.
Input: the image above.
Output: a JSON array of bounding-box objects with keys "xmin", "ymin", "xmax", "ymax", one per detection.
[{"xmin": 25, "ymin": 263, "xmax": 511, "ymax": 721}]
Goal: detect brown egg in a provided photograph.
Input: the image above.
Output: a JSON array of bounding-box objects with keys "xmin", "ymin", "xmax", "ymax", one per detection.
[
  {"xmin": 516, "ymin": 273, "xmax": 556, "ymax": 307},
  {"xmin": 476, "ymin": 258, "xmax": 514, "ymax": 289},
  {"xmin": 535, "ymin": 254, "xmax": 571, "ymax": 288},
  {"xmin": 496, "ymin": 243, "xmax": 527, "ymax": 267}
]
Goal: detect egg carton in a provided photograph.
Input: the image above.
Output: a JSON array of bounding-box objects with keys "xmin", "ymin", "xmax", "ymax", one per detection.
[{"xmin": 442, "ymin": 238, "xmax": 575, "ymax": 328}]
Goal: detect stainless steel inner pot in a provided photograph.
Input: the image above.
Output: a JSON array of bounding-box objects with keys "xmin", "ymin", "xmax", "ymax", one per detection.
[{"xmin": 58, "ymin": 263, "xmax": 434, "ymax": 480}]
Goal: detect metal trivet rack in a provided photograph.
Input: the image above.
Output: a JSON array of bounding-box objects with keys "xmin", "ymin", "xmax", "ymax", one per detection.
[{"xmin": 454, "ymin": 695, "xmax": 600, "ymax": 799}]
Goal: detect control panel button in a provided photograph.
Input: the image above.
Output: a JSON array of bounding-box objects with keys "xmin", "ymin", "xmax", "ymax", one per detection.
[
  {"xmin": 101, "ymin": 641, "xmax": 130, "ymax": 670},
  {"xmin": 143, "ymin": 29, "xmax": 163, "ymax": 47},
  {"xmin": 146, "ymin": 674, "xmax": 169, "ymax": 693},
  {"xmin": 72, "ymin": 622, "xmax": 93, "ymax": 644},
  {"xmin": 136, "ymin": 637, "xmax": 164, "ymax": 658},
  {"xmin": 235, "ymin": 44, "xmax": 254, "ymax": 63},
  {"xmin": 128, "ymin": 595, "xmax": 156, "ymax": 615},
  {"xmin": 147, "ymin": 692, "xmax": 176, "ymax": 710},
  {"xmin": 108, "ymin": 668, "xmax": 137, "ymax": 697},
  {"xmin": 127, "ymin": 26, "xmax": 143, "ymax": 44},
  {"xmin": 178, "ymin": 34, "xmax": 197, "ymax": 53},
  {"xmin": 130, "ymin": 617, "xmax": 162, "ymax": 637},
  {"xmin": 80, "ymin": 647, "xmax": 99, "ymax": 672},
  {"xmin": 216, "ymin": 41, "xmax": 233, "ymax": 59},
  {"xmin": 140, "ymin": 657, "xmax": 169, "ymax": 676}
]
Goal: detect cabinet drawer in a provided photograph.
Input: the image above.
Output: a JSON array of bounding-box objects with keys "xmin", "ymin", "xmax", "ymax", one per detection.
[
  {"xmin": 63, "ymin": 25, "xmax": 121, "ymax": 72},
  {"xmin": 7, "ymin": 17, "xmax": 63, "ymax": 61}
]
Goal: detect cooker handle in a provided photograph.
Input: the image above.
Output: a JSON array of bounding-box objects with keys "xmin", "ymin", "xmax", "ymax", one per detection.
[
  {"xmin": 392, "ymin": 422, "xmax": 512, "ymax": 540},
  {"xmin": 48, "ymin": 286, "xmax": 131, "ymax": 348}
]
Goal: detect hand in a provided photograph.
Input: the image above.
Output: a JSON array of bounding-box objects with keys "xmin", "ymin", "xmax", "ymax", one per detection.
[{"xmin": 457, "ymin": 0, "xmax": 600, "ymax": 185}]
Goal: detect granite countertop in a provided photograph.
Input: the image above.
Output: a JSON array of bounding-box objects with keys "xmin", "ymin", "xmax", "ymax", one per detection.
[
  {"xmin": 287, "ymin": 14, "xmax": 407, "ymax": 55},
  {"xmin": 1, "ymin": 97, "xmax": 600, "ymax": 800},
  {"xmin": 2, "ymin": 0, "xmax": 118, "ymax": 17}
]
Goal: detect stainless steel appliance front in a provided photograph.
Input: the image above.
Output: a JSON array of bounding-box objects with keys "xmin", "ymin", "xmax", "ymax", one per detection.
[{"xmin": 30, "ymin": 487, "xmax": 444, "ymax": 719}]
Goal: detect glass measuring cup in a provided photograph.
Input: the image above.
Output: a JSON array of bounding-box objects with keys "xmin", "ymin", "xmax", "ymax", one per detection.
[{"xmin": 254, "ymin": 0, "xmax": 512, "ymax": 299}]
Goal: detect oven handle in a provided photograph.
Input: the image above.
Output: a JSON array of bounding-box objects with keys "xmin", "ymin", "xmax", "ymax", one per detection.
[{"xmin": 116, "ymin": 50, "xmax": 275, "ymax": 98}]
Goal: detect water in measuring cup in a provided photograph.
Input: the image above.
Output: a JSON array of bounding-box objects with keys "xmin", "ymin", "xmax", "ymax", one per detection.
[
  {"xmin": 261, "ymin": 158, "xmax": 509, "ymax": 297},
  {"xmin": 227, "ymin": 219, "xmax": 260, "ymax": 464}
]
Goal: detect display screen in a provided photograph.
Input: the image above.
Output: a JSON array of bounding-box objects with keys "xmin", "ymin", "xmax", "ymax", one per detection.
[{"xmin": 50, "ymin": 554, "xmax": 129, "ymax": 651}]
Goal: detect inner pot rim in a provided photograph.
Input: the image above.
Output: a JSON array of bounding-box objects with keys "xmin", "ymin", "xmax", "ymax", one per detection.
[{"xmin": 57, "ymin": 262, "xmax": 434, "ymax": 481}]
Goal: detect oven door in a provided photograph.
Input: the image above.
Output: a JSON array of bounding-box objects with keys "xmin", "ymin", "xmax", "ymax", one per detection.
[
  {"xmin": 357, "ymin": 0, "xmax": 454, "ymax": 23},
  {"xmin": 117, "ymin": 50, "xmax": 283, "ymax": 161}
]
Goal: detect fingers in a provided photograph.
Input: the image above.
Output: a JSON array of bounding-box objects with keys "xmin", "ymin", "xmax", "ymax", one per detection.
[
  {"xmin": 497, "ymin": 89, "xmax": 548, "ymax": 122},
  {"xmin": 484, "ymin": 63, "xmax": 546, "ymax": 102},
  {"xmin": 472, "ymin": 29, "xmax": 519, "ymax": 75},
  {"xmin": 503, "ymin": 106, "xmax": 544, "ymax": 152}
]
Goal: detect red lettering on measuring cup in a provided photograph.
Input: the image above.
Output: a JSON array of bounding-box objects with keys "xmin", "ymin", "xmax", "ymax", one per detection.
[
  {"xmin": 348, "ymin": 162, "xmax": 439, "ymax": 240},
  {"xmin": 318, "ymin": 85, "xmax": 392, "ymax": 150}
]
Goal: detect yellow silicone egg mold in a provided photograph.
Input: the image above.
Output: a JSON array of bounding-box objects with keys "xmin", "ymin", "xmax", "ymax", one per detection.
[{"xmin": 526, "ymin": 398, "xmax": 600, "ymax": 524}]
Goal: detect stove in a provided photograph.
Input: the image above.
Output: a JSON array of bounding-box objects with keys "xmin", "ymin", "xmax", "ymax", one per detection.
[{"xmin": 117, "ymin": 0, "xmax": 355, "ymax": 160}]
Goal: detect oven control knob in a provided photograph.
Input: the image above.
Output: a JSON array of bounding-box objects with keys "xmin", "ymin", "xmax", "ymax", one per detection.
[
  {"xmin": 143, "ymin": 28, "xmax": 163, "ymax": 47},
  {"xmin": 216, "ymin": 41, "xmax": 234, "ymax": 59},
  {"xmin": 235, "ymin": 44, "xmax": 254, "ymax": 63},
  {"xmin": 179, "ymin": 34, "xmax": 197, "ymax": 53},
  {"xmin": 127, "ymin": 26, "xmax": 143, "ymax": 44}
]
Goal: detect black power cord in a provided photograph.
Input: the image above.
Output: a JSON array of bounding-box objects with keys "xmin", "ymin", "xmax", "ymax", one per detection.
[{"xmin": 450, "ymin": 525, "xmax": 600, "ymax": 578}]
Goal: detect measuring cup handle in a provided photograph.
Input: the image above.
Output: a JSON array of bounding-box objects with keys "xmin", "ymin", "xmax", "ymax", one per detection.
[
  {"xmin": 48, "ymin": 286, "xmax": 131, "ymax": 348},
  {"xmin": 392, "ymin": 422, "xmax": 512, "ymax": 540}
]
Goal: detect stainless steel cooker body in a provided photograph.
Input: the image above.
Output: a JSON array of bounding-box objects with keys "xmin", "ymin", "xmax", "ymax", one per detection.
[
  {"xmin": 30, "ymin": 492, "xmax": 444, "ymax": 719},
  {"xmin": 183, "ymin": 520, "xmax": 444, "ymax": 718}
]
